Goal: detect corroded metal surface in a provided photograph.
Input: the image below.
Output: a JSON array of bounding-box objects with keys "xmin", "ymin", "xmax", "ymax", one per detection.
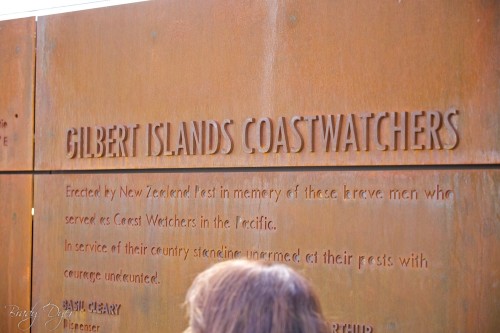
[
  {"xmin": 0, "ymin": 175, "xmax": 33, "ymax": 332},
  {"xmin": 0, "ymin": 18, "xmax": 35, "ymax": 171},
  {"xmin": 32, "ymin": 170, "xmax": 499, "ymax": 332},
  {"xmin": 34, "ymin": 0, "xmax": 499, "ymax": 170}
]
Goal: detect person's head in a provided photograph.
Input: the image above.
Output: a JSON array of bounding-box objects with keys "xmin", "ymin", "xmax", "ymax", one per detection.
[{"xmin": 184, "ymin": 259, "xmax": 328, "ymax": 333}]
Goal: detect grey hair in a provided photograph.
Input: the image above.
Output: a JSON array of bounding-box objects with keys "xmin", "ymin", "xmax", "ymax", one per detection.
[{"xmin": 184, "ymin": 260, "xmax": 328, "ymax": 333}]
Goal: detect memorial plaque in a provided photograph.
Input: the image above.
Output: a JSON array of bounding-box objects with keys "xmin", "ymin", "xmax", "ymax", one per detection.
[
  {"xmin": 28, "ymin": 1, "xmax": 500, "ymax": 333},
  {"xmin": 35, "ymin": 0, "xmax": 499, "ymax": 170},
  {"xmin": 0, "ymin": 175, "xmax": 33, "ymax": 332},
  {"xmin": 32, "ymin": 170, "xmax": 499, "ymax": 332},
  {"xmin": 0, "ymin": 18, "xmax": 35, "ymax": 171}
]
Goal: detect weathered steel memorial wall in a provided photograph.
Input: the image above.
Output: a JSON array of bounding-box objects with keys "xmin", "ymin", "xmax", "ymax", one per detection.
[
  {"xmin": 2, "ymin": 1, "xmax": 500, "ymax": 332},
  {"xmin": 0, "ymin": 17, "xmax": 35, "ymax": 333}
]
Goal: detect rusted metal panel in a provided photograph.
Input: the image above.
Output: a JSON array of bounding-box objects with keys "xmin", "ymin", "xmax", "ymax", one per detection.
[
  {"xmin": 0, "ymin": 18, "xmax": 35, "ymax": 171},
  {"xmin": 0, "ymin": 175, "xmax": 33, "ymax": 332},
  {"xmin": 34, "ymin": 0, "xmax": 499, "ymax": 171},
  {"xmin": 32, "ymin": 170, "xmax": 499, "ymax": 332}
]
